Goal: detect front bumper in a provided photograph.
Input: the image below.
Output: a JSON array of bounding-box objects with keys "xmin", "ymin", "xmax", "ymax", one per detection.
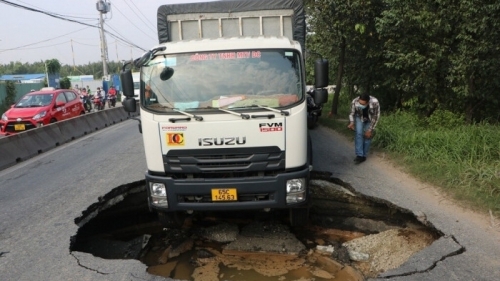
[
  {"xmin": 0, "ymin": 119, "xmax": 41, "ymax": 135},
  {"xmin": 146, "ymin": 166, "xmax": 310, "ymax": 212}
]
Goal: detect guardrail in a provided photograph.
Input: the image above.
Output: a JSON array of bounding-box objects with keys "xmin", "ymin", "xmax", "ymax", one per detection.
[{"xmin": 0, "ymin": 106, "xmax": 139, "ymax": 171}]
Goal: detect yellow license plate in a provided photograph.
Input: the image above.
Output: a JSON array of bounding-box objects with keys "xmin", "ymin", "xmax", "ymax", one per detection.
[
  {"xmin": 211, "ymin": 188, "xmax": 238, "ymax": 201},
  {"xmin": 14, "ymin": 124, "xmax": 26, "ymax": 131}
]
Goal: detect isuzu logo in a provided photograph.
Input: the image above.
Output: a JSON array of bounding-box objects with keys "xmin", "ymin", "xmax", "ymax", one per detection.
[{"xmin": 198, "ymin": 137, "xmax": 246, "ymax": 146}]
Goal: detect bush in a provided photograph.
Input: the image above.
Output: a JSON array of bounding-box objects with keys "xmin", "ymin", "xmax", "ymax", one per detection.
[
  {"xmin": 0, "ymin": 81, "xmax": 16, "ymax": 115},
  {"xmin": 426, "ymin": 109, "xmax": 465, "ymax": 130}
]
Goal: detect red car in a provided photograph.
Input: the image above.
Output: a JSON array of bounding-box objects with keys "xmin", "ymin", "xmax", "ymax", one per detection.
[{"xmin": 0, "ymin": 88, "xmax": 86, "ymax": 136}]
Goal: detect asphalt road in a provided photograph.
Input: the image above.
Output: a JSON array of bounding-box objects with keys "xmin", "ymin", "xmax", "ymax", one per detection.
[{"xmin": 0, "ymin": 122, "xmax": 499, "ymax": 280}]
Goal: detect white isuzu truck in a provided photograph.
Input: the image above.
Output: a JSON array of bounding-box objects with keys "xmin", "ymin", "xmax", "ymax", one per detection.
[{"xmin": 121, "ymin": 0, "xmax": 329, "ymax": 227}]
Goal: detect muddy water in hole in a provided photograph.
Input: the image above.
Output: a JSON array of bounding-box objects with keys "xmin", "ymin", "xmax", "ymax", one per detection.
[{"xmin": 142, "ymin": 227, "xmax": 365, "ymax": 281}]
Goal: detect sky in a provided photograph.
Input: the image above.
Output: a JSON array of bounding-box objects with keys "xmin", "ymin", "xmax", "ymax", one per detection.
[{"xmin": 0, "ymin": 0, "xmax": 215, "ymax": 66}]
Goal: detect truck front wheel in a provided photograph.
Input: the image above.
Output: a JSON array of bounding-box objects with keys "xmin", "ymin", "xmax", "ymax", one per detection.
[{"xmin": 157, "ymin": 211, "xmax": 185, "ymax": 229}]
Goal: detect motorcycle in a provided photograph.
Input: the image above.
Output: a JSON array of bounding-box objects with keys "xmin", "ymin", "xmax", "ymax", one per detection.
[
  {"xmin": 93, "ymin": 95, "xmax": 104, "ymax": 111},
  {"xmin": 80, "ymin": 94, "xmax": 92, "ymax": 113},
  {"xmin": 107, "ymin": 94, "xmax": 117, "ymax": 108},
  {"xmin": 306, "ymin": 88, "xmax": 323, "ymax": 129}
]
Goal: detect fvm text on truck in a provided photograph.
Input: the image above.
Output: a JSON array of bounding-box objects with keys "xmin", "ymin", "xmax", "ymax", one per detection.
[{"xmin": 120, "ymin": 0, "xmax": 329, "ymax": 227}]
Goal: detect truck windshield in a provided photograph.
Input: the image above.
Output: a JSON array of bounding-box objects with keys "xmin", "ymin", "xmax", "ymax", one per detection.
[{"xmin": 140, "ymin": 49, "xmax": 303, "ymax": 111}]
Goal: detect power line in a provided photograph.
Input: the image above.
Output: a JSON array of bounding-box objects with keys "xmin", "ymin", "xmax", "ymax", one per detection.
[
  {"xmin": 0, "ymin": 0, "xmax": 98, "ymax": 28},
  {"xmin": 1, "ymin": 41, "xmax": 69, "ymax": 51},
  {"xmin": 122, "ymin": 0, "xmax": 156, "ymax": 32},
  {"xmin": 72, "ymin": 40, "xmax": 100, "ymax": 47},
  {"xmin": 14, "ymin": 0, "xmax": 98, "ymax": 20},
  {"xmin": 0, "ymin": 0, "xmax": 147, "ymax": 52},
  {"xmin": 0, "ymin": 27, "xmax": 91, "ymax": 53},
  {"xmin": 110, "ymin": 3, "xmax": 156, "ymax": 40}
]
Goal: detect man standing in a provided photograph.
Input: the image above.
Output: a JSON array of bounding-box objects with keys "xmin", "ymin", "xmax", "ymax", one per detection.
[{"xmin": 347, "ymin": 93, "xmax": 380, "ymax": 164}]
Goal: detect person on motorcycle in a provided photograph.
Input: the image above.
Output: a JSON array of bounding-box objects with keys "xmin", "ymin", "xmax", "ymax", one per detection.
[
  {"xmin": 95, "ymin": 87, "xmax": 106, "ymax": 110},
  {"xmin": 80, "ymin": 87, "xmax": 92, "ymax": 112},
  {"xmin": 107, "ymin": 86, "xmax": 117, "ymax": 108}
]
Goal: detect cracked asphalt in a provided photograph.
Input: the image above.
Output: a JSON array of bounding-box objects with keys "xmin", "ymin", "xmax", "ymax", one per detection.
[
  {"xmin": 311, "ymin": 126, "xmax": 500, "ymax": 281},
  {"xmin": 0, "ymin": 121, "xmax": 499, "ymax": 280}
]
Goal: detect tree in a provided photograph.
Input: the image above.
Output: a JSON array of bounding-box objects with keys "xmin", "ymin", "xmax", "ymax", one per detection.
[
  {"xmin": 0, "ymin": 81, "xmax": 17, "ymax": 115},
  {"xmin": 45, "ymin": 59, "xmax": 61, "ymax": 74},
  {"xmin": 306, "ymin": 0, "xmax": 386, "ymax": 116},
  {"xmin": 447, "ymin": 0, "xmax": 500, "ymax": 122},
  {"xmin": 59, "ymin": 77, "xmax": 71, "ymax": 89}
]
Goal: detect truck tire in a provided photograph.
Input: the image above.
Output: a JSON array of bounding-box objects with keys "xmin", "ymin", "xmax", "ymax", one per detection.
[
  {"xmin": 307, "ymin": 133, "xmax": 313, "ymax": 167},
  {"xmin": 307, "ymin": 114, "xmax": 318, "ymax": 129},
  {"xmin": 157, "ymin": 211, "xmax": 185, "ymax": 229},
  {"xmin": 289, "ymin": 207, "xmax": 309, "ymax": 227}
]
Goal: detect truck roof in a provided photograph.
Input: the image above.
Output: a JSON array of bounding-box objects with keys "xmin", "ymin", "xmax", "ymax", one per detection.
[
  {"xmin": 157, "ymin": 0, "xmax": 305, "ymax": 52},
  {"xmin": 154, "ymin": 36, "xmax": 301, "ymax": 54}
]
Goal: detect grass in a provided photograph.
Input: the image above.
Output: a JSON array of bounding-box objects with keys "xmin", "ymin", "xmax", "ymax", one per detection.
[{"xmin": 318, "ymin": 93, "xmax": 500, "ymax": 217}]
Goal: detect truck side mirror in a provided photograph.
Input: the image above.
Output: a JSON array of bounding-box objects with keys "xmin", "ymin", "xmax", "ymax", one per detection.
[
  {"xmin": 314, "ymin": 88, "xmax": 328, "ymax": 104},
  {"xmin": 122, "ymin": 97, "xmax": 137, "ymax": 113},
  {"xmin": 314, "ymin": 59, "xmax": 329, "ymax": 88},
  {"xmin": 120, "ymin": 68, "xmax": 135, "ymax": 98},
  {"xmin": 160, "ymin": 67, "xmax": 174, "ymax": 81}
]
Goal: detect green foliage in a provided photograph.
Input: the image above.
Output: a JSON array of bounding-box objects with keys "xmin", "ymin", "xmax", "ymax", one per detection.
[
  {"xmin": 0, "ymin": 81, "xmax": 17, "ymax": 115},
  {"xmin": 304, "ymin": 0, "xmax": 500, "ymax": 122},
  {"xmin": 0, "ymin": 60, "xmax": 127, "ymax": 80},
  {"xmin": 372, "ymin": 111, "xmax": 500, "ymax": 214},
  {"xmin": 5, "ymin": 81, "xmax": 16, "ymax": 106},
  {"xmin": 45, "ymin": 59, "xmax": 61, "ymax": 74},
  {"xmin": 426, "ymin": 109, "xmax": 465, "ymax": 130},
  {"xmin": 59, "ymin": 77, "xmax": 71, "ymax": 89}
]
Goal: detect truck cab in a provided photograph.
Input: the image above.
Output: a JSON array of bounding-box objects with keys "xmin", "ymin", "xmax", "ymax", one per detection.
[{"xmin": 121, "ymin": 0, "xmax": 328, "ymax": 227}]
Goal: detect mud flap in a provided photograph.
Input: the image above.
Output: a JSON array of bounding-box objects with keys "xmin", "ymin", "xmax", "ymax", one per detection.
[
  {"xmin": 157, "ymin": 211, "xmax": 186, "ymax": 229},
  {"xmin": 289, "ymin": 206, "xmax": 309, "ymax": 227}
]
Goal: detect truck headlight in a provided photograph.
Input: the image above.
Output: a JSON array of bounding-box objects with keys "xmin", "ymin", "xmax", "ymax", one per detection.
[
  {"xmin": 150, "ymin": 182, "xmax": 168, "ymax": 207},
  {"xmin": 286, "ymin": 178, "xmax": 306, "ymax": 204}
]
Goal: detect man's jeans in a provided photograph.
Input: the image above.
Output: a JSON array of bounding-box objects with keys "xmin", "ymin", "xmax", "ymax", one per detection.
[{"xmin": 355, "ymin": 116, "xmax": 372, "ymax": 157}]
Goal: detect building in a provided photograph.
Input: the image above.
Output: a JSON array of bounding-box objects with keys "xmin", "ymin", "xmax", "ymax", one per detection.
[{"xmin": 0, "ymin": 73, "xmax": 45, "ymax": 83}]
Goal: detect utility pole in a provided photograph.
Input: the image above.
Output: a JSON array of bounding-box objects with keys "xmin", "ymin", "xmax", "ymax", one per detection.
[
  {"xmin": 71, "ymin": 39, "xmax": 76, "ymax": 71},
  {"xmin": 96, "ymin": 0, "xmax": 111, "ymax": 79}
]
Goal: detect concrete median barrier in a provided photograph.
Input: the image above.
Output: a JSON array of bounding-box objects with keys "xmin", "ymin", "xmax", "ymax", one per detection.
[
  {"xmin": 0, "ymin": 134, "xmax": 30, "ymax": 170},
  {"xmin": 18, "ymin": 125, "xmax": 64, "ymax": 158},
  {"xmin": 57, "ymin": 116, "xmax": 94, "ymax": 143},
  {"xmin": 85, "ymin": 111, "xmax": 110, "ymax": 132},
  {"xmin": 105, "ymin": 107, "xmax": 128, "ymax": 124},
  {"xmin": 0, "ymin": 107, "xmax": 140, "ymax": 171}
]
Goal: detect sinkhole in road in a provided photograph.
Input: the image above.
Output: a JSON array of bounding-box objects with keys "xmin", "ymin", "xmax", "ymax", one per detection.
[{"xmin": 70, "ymin": 171, "xmax": 441, "ymax": 280}]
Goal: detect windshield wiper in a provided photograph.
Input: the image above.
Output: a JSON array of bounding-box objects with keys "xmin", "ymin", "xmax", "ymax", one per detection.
[
  {"xmin": 188, "ymin": 106, "xmax": 251, "ymax": 120},
  {"xmin": 215, "ymin": 105, "xmax": 278, "ymax": 119},
  {"xmin": 169, "ymin": 109, "xmax": 203, "ymax": 123},
  {"xmin": 234, "ymin": 104, "xmax": 288, "ymax": 117},
  {"xmin": 147, "ymin": 104, "xmax": 202, "ymax": 123},
  {"xmin": 218, "ymin": 108, "xmax": 250, "ymax": 120}
]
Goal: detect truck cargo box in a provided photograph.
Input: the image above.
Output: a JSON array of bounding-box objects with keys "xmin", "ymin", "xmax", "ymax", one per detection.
[{"xmin": 157, "ymin": 0, "xmax": 305, "ymax": 51}]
